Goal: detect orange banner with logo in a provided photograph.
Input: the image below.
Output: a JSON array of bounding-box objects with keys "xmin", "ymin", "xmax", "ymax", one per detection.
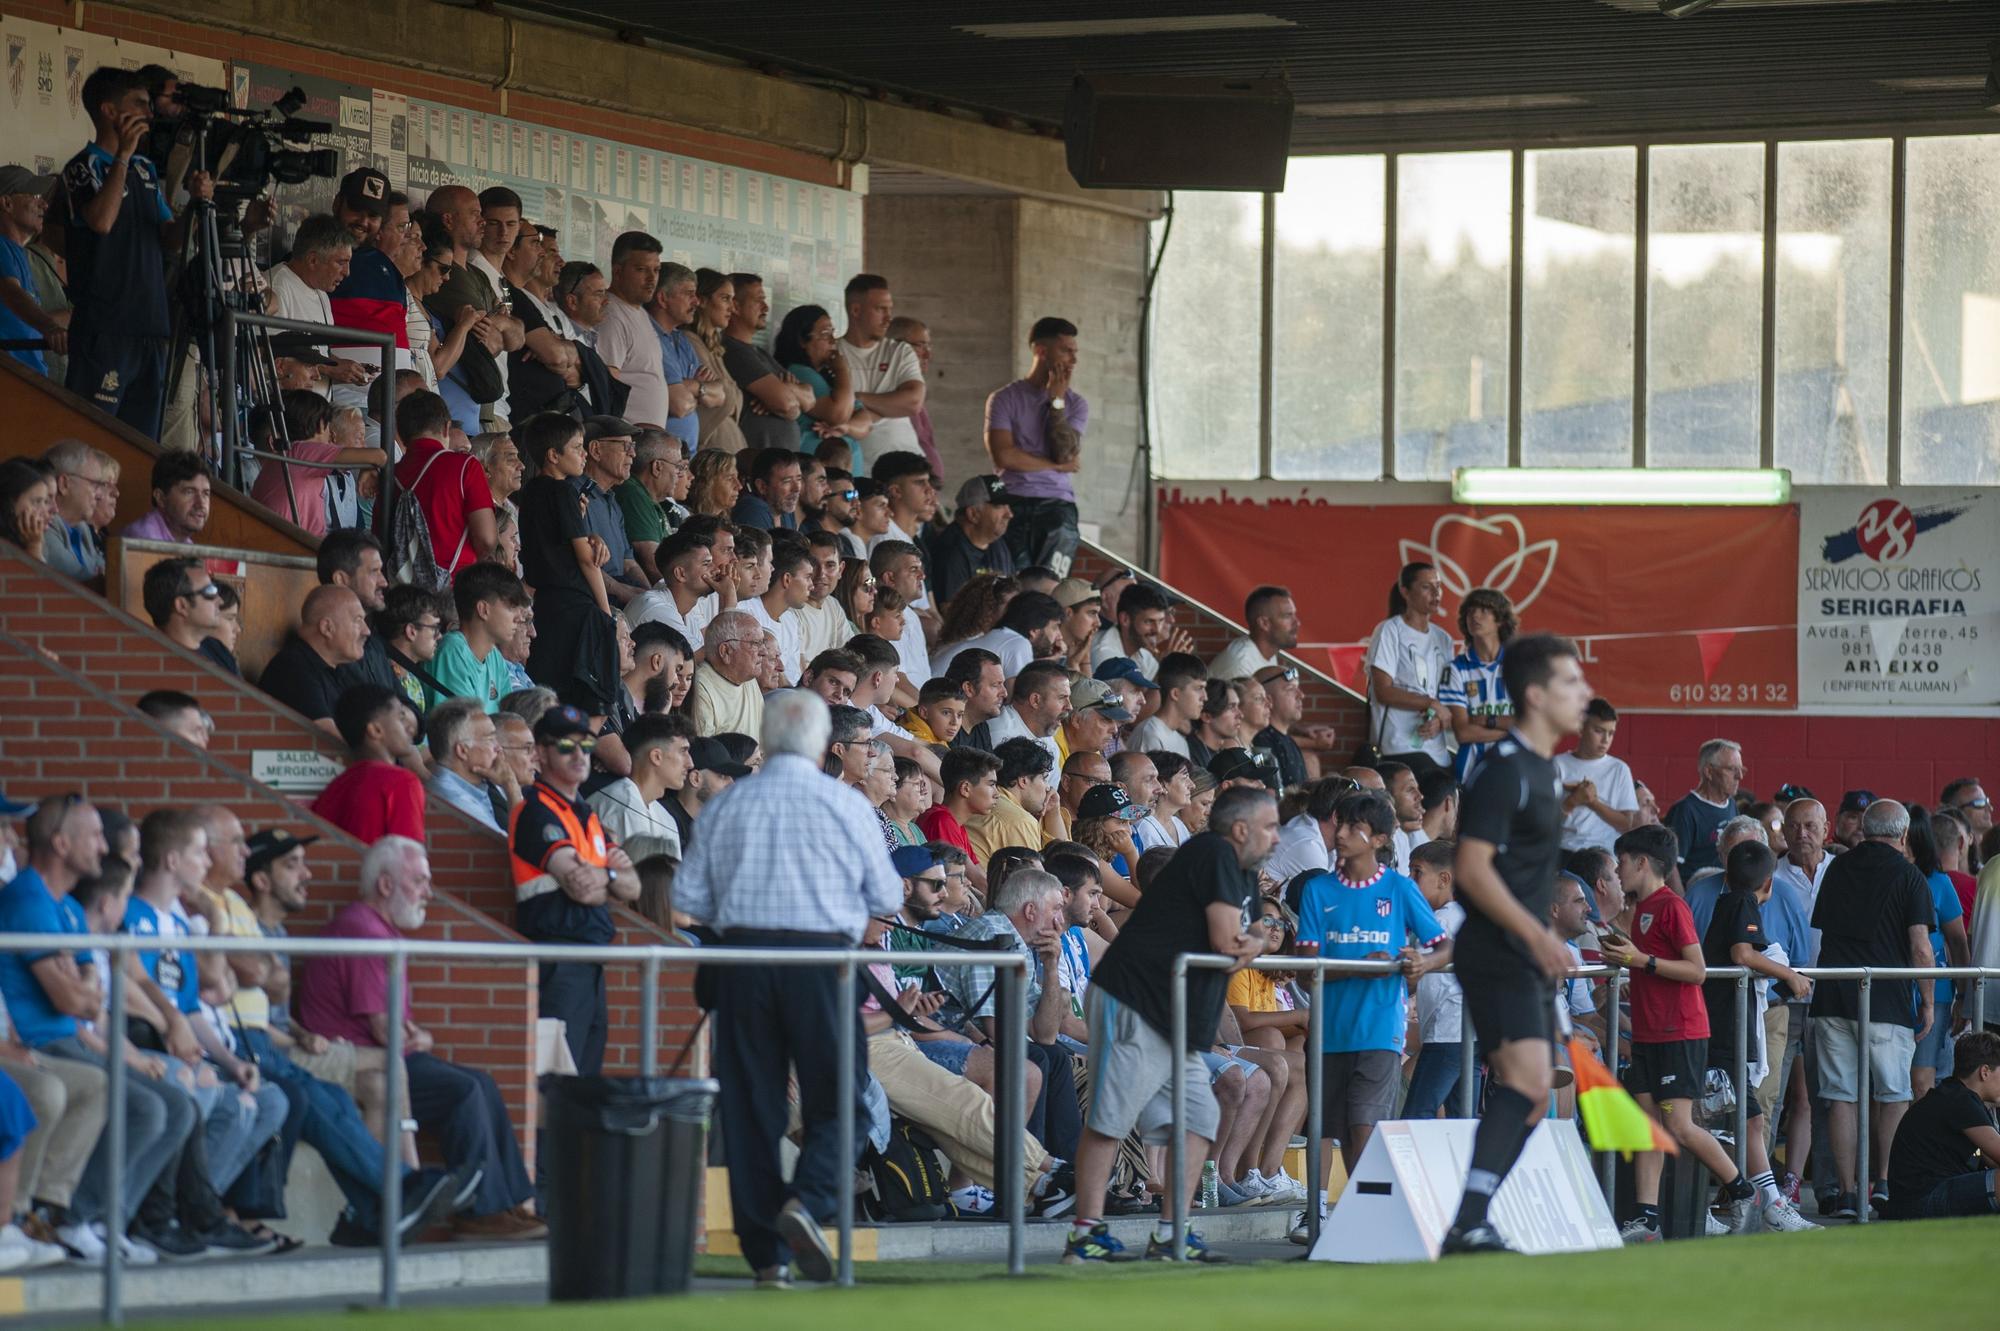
[{"xmin": 1158, "ymin": 493, "xmax": 1799, "ymax": 711}]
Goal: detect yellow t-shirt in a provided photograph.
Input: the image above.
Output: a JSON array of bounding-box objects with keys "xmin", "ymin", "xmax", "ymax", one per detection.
[
  {"xmin": 218, "ymin": 889, "xmax": 272, "ymax": 1029},
  {"xmin": 1226, "ymin": 968, "xmax": 1278, "ymax": 1013},
  {"xmin": 965, "ymin": 790, "xmax": 1046, "ymax": 863}
]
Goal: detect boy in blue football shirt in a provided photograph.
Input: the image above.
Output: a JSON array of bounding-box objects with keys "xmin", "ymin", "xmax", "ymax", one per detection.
[{"xmin": 1294, "ymin": 790, "xmax": 1450, "ymax": 1227}]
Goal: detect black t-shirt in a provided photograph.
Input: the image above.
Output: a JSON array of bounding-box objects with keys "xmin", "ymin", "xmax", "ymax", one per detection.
[
  {"xmin": 197, "ymin": 636, "xmax": 241, "ymax": 678},
  {"xmin": 259, "ymin": 633, "xmax": 347, "ymax": 722},
  {"xmin": 1255, "ymin": 726, "xmax": 1308, "ymax": 791},
  {"xmin": 1701, "ymin": 887, "xmax": 1766, "ymax": 1054},
  {"xmin": 516, "ymin": 474, "xmax": 595, "ymax": 602},
  {"xmin": 721, "ymin": 336, "xmax": 798, "ymax": 452},
  {"xmin": 926, "ymin": 524, "xmax": 1018, "ymax": 605},
  {"xmin": 1091, "ymin": 832, "xmax": 1255, "ymax": 1051},
  {"xmin": 663, "ymin": 793, "xmax": 696, "ymax": 853},
  {"xmin": 508, "ymin": 297, "xmax": 573, "ymax": 420},
  {"xmin": 61, "ymin": 144, "xmax": 171, "ymax": 338},
  {"xmin": 1665, "ymin": 792, "xmax": 1735, "ymax": 878},
  {"xmin": 1886, "ymin": 1078, "xmax": 1995, "ymax": 1216},
  {"xmin": 1809, "ymin": 840, "xmax": 1935, "ymax": 1028},
  {"xmin": 1452, "ymin": 732, "xmax": 1563, "ymax": 970}
]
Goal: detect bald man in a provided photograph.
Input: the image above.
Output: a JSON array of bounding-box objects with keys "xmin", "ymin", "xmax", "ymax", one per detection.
[
  {"xmin": 422, "ymin": 184, "xmax": 520, "ymax": 434},
  {"xmin": 260, "ymin": 585, "xmax": 371, "ymax": 736}
]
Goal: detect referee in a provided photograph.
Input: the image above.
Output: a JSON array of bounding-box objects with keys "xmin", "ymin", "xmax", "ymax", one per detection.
[{"xmin": 1441, "ymin": 634, "xmax": 1594, "ymax": 1255}]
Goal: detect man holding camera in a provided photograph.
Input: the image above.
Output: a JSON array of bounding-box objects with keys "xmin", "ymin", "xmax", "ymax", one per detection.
[{"xmin": 59, "ymin": 66, "xmax": 212, "ymax": 439}]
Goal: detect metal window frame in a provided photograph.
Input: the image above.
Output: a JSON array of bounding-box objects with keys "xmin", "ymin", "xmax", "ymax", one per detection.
[{"xmin": 1158, "ymin": 128, "xmax": 1986, "ymax": 488}]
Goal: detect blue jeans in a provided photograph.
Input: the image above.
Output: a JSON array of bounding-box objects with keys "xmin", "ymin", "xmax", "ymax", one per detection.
[
  {"xmin": 240, "ymin": 1030, "xmax": 404, "ymax": 1233},
  {"xmin": 1402, "ymin": 1042, "xmax": 1462, "ymax": 1120},
  {"xmin": 42, "ymin": 1038, "xmax": 191, "ymax": 1227}
]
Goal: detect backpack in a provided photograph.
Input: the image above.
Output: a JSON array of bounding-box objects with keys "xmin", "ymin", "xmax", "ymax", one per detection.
[
  {"xmin": 861, "ymin": 1117, "xmax": 953, "ymax": 1222},
  {"xmin": 389, "ymin": 447, "xmax": 470, "ymax": 592}
]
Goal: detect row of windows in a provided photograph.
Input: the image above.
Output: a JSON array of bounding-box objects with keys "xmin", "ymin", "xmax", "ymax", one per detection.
[{"xmin": 1149, "ymin": 136, "xmax": 2000, "ymax": 485}]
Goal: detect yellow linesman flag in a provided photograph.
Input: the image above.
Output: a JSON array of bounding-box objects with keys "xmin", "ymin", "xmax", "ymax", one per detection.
[{"xmin": 1569, "ymin": 1038, "xmax": 1677, "ymax": 1158}]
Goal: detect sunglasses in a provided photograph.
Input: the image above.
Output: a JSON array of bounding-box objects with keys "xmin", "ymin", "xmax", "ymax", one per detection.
[
  {"xmin": 1256, "ymin": 913, "xmax": 1285, "ymax": 928},
  {"xmin": 1961, "ymin": 797, "xmax": 1992, "ymax": 810},
  {"xmin": 912, "ymin": 875, "xmax": 948, "ymax": 889},
  {"xmin": 183, "ymin": 581, "xmax": 222, "ymax": 601},
  {"xmin": 838, "ymin": 489, "xmax": 859, "ymax": 500},
  {"xmin": 1258, "ymin": 666, "xmax": 1299, "ymax": 684},
  {"xmin": 549, "ymin": 738, "xmax": 596, "ymax": 755}
]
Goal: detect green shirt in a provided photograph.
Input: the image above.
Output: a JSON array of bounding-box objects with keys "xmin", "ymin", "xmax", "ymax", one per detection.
[
  {"xmin": 614, "ymin": 478, "xmax": 668, "ymax": 547},
  {"xmin": 432, "ymin": 631, "xmax": 510, "ymax": 713}
]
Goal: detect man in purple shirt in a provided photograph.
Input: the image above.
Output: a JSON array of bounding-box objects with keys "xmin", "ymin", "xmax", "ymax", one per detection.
[
  {"xmin": 983, "ymin": 317, "xmax": 1086, "ymax": 577},
  {"xmin": 119, "ymin": 450, "xmax": 209, "ymax": 545}
]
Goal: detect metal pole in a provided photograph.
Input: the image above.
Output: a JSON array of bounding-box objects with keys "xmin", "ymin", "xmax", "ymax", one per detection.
[
  {"xmin": 1458, "ymin": 985, "xmax": 1476, "ymax": 1118},
  {"xmin": 1169, "ymin": 955, "xmax": 1188, "ymax": 1263},
  {"xmin": 996, "ymin": 965, "xmax": 1026, "ymax": 1276},
  {"xmin": 1306, "ymin": 965, "xmax": 1325, "ymax": 1249},
  {"xmin": 219, "ymin": 310, "xmax": 240, "ymax": 491},
  {"xmin": 102, "ymin": 953, "xmax": 128, "ymax": 1327},
  {"xmin": 380, "ymin": 953, "xmax": 407, "ymax": 1307},
  {"xmin": 835, "ymin": 960, "xmax": 856, "ymax": 1287},
  {"xmin": 1855, "ymin": 973, "xmax": 1871, "ymax": 1224},
  {"xmin": 1975, "ymin": 972, "xmax": 1987, "ymax": 1032},
  {"xmin": 640, "ymin": 954, "xmax": 660, "ymax": 1077},
  {"xmin": 1601, "ymin": 965, "xmax": 1624, "ymax": 1208},
  {"xmin": 1732, "ymin": 971, "xmax": 1750, "ymax": 1180}
]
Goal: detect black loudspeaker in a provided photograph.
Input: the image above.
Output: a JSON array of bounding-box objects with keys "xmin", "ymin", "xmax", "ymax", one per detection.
[{"xmin": 1063, "ymin": 74, "xmax": 1293, "ymax": 192}]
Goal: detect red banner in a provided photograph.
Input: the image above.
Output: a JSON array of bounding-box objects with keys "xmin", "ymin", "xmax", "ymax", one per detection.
[{"xmin": 1159, "ymin": 493, "xmax": 1798, "ymax": 711}]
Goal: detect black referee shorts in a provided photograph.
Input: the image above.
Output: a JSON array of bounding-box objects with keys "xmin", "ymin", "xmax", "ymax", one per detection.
[{"xmin": 1456, "ymin": 954, "xmax": 1556, "ymax": 1052}]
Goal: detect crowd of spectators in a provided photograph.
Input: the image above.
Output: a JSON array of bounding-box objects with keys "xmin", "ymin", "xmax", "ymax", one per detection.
[{"xmin": 2, "ymin": 63, "xmax": 1998, "ymax": 1277}]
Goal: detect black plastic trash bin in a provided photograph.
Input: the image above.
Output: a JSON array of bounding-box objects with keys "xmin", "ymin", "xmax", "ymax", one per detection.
[{"xmin": 542, "ymin": 1075, "xmax": 718, "ymax": 1301}]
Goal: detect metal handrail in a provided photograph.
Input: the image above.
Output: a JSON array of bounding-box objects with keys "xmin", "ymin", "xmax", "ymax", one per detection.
[
  {"xmin": 0, "ymin": 934, "xmax": 1028, "ymax": 1322},
  {"xmin": 1164, "ymin": 954, "xmax": 1997, "ymax": 1260},
  {"xmin": 232, "ymin": 445, "xmax": 376, "ymax": 473}
]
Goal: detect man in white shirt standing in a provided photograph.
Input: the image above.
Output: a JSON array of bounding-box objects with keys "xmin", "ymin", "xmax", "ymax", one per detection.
[
  {"xmin": 837, "ymin": 274, "xmax": 925, "ymax": 468},
  {"xmin": 595, "ymin": 231, "xmax": 670, "ymax": 428},
  {"xmin": 1210, "ymin": 585, "xmax": 1299, "ymax": 681},
  {"xmin": 1365, "ymin": 561, "xmax": 1454, "ymax": 778},
  {"xmin": 266, "ymin": 214, "xmax": 367, "ymax": 399},
  {"xmin": 1555, "ymin": 697, "xmax": 1642, "ymax": 852}
]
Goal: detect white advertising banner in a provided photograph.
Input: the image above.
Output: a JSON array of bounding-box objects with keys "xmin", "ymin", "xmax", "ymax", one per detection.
[
  {"xmin": 2, "ymin": 16, "xmax": 225, "ymax": 176},
  {"xmin": 1797, "ymin": 489, "xmax": 2000, "ymax": 709}
]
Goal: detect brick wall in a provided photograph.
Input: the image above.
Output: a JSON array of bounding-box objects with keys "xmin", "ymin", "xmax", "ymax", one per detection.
[{"xmin": 0, "ymin": 545, "xmax": 700, "ymax": 1130}]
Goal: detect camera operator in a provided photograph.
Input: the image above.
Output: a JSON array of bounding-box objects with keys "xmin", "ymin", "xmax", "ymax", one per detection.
[{"xmin": 58, "ymin": 65, "xmax": 213, "ymax": 438}]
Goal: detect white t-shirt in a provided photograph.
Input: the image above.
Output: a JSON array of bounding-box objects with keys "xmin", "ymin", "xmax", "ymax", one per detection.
[
  {"xmin": 867, "ymin": 704, "xmax": 915, "ymax": 742},
  {"xmin": 467, "ymin": 251, "xmax": 512, "ymax": 400},
  {"xmin": 1390, "ymin": 827, "xmax": 1413, "ymax": 875},
  {"xmin": 1090, "ymin": 626, "xmax": 1158, "ymax": 679},
  {"xmin": 1134, "ymin": 812, "xmax": 1188, "ymax": 851},
  {"xmin": 741, "ymin": 596, "xmax": 802, "ymax": 684},
  {"xmin": 1265, "ymin": 813, "xmax": 1330, "ymax": 884},
  {"xmin": 1127, "ymin": 715, "xmax": 1189, "ymax": 760},
  {"xmin": 1209, "ymin": 636, "xmax": 1277, "ymax": 681},
  {"xmin": 1417, "ymin": 900, "xmax": 1467, "ymax": 1043},
  {"xmin": 625, "ymin": 588, "xmax": 700, "ymax": 645},
  {"xmin": 587, "ymin": 778, "xmax": 683, "ymax": 864},
  {"xmin": 794, "ymin": 600, "xmax": 848, "ymax": 664},
  {"xmin": 1366, "ymin": 615, "xmax": 1453, "ymax": 764},
  {"xmin": 838, "ymin": 336, "xmax": 924, "ymax": 466},
  {"xmin": 933, "ymin": 626, "xmax": 1034, "ymax": 682},
  {"xmin": 896, "ymin": 607, "xmax": 932, "ymax": 687},
  {"xmin": 1554, "ymin": 751, "xmax": 1639, "ymax": 852},
  {"xmin": 267, "ymin": 264, "xmax": 334, "ymax": 399},
  {"xmin": 596, "ymin": 296, "xmax": 670, "ymax": 428},
  {"xmin": 984, "ymin": 705, "xmax": 1060, "ymax": 773}
]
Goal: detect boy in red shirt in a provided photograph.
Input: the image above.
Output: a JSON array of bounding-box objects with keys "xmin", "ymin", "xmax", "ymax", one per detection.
[
  {"xmin": 918, "ymin": 748, "xmax": 1000, "ymax": 894},
  {"xmin": 311, "ymin": 683, "xmax": 427, "ymax": 844},
  {"xmin": 1600, "ymin": 823, "xmax": 1756, "ymax": 1241}
]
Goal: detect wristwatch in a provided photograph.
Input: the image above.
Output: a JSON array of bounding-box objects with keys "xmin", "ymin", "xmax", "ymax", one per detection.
[
  {"xmin": 1645, "ymin": 955, "xmax": 1658, "ymax": 974},
  {"xmin": 606, "ymin": 868, "xmax": 619, "ymax": 889},
  {"xmin": 1049, "ymin": 395, "xmax": 1067, "ymax": 411}
]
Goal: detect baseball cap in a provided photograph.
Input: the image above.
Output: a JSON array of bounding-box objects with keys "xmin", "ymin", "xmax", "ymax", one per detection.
[
  {"xmin": 891, "ymin": 844, "xmax": 940, "ymax": 878},
  {"xmin": 953, "ymin": 475, "xmax": 1013, "ymax": 509},
  {"xmin": 582, "ymin": 415, "xmax": 638, "ymax": 444},
  {"xmin": 269, "ymin": 333, "xmax": 338, "ymax": 366},
  {"xmin": 1093, "ymin": 567, "xmax": 1135, "ymax": 593},
  {"xmin": 1838, "ymin": 789, "xmax": 1876, "ymax": 815},
  {"xmin": 1093, "ymin": 657, "xmax": 1158, "ymax": 691},
  {"xmin": 1067, "ymin": 677, "xmax": 1133, "ymax": 722},
  {"xmin": 335, "ymin": 166, "xmax": 391, "ymax": 217},
  {"xmin": 0, "ymin": 165, "xmax": 59, "ymax": 197},
  {"xmin": 535, "ymin": 224, "xmax": 558, "ymax": 239},
  {"xmin": 1051, "ymin": 578, "xmax": 1102, "ymax": 610},
  {"xmin": 1773, "ymin": 782, "xmax": 1815, "ymax": 803},
  {"xmin": 1078, "ymin": 783, "xmax": 1142, "ymax": 822},
  {"xmin": 1209, "ymin": 747, "xmax": 1279, "ymax": 789},
  {"xmin": 689, "ymin": 736, "xmax": 754, "ymax": 780},
  {"xmin": 244, "ymin": 828, "xmax": 318, "ymax": 876},
  {"xmin": 0, "ymin": 791, "xmax": 39, "ymax": 818},
  {"xmin": 532, "ymin": 706, "xmax": 595, "ymax": 744}
]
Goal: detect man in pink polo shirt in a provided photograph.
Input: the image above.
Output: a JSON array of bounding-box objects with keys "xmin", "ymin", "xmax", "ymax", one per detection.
[{"xmin": 120, "ymin": 451, "xmax": 209, "ymax": 544}]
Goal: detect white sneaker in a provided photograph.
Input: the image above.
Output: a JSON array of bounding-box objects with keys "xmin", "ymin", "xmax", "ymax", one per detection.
[
  {"xmin": 949, "ymin": 1184, "xmax": 995, "ymax": 1216},
  {"xmin": 55, "ymin": 1222, "xmax": 105, "ymax": 1266},
  {"xmin": 1287, "ymin": 1203, "xmax": 1328, "ymax": 1245},
  {"xmin": 1704, "ymin": 1208, "xmax": 1730, "ymax": 1237},
  {"xmin": 1619, "ymin": 1217, "xmax": 1662, "ymax": 1245},
  {"xmin": 1272, "ymin": 1168, "xmax": 1311, "ymax": 1203},
  {"xmin": 0, "ymin": 1224, "xmax": 66, "ymax": 1272},
  {"xmin": 1238, "ymin": 1169, "xmax": 1278, "ymax": 1199},
  {"xmin": 1761, "ymin": 1199, "xmax": 1818, "ymax": 1233}
]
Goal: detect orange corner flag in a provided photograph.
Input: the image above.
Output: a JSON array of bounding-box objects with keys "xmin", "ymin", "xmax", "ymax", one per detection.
[{"xmin": 1569, "ymin": 1038, "xmax": 1676, "ymax": 1158}]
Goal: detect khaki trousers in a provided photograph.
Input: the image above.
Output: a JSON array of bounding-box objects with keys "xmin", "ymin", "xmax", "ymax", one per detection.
[
  {"xmin": 867, "ymin": 1031, "xmax": 1046, "ymax": 1190},
  {"xmin": 1, "ymin": 1054, "xmax": 108, "ymax": 1209}
]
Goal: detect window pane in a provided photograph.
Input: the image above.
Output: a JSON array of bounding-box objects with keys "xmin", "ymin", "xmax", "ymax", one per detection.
[
  {"xmin": 1647, "ymin": 143, "xmax": 1764, "ymax": 467},
  {"xmin": 1775, "ymin": 139, "xmax": 1892, "ymax": 484},
  {"xmin": 1903, "ymin": 135, "xmax": 2000, "ymax": 484},
  {"xmin": 1151, "ymin": 192, "xmax": 1262, "ymax": 478},
  {"xmin": 1271, "ymin": 156, "xmax": 1386, "ymax": 479},
  {"xmin": 1523, "ymin": 147, "xmax": 1636, "ymax": 466},
  {"xmin": 1394, "ymin": 152, "xmax": 1510, "ymax": 480}
]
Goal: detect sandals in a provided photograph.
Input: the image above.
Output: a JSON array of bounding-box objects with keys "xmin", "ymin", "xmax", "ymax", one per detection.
[{"xmin": 244, "ymin": 1224, "xmax": 305, "ymax": 1255}]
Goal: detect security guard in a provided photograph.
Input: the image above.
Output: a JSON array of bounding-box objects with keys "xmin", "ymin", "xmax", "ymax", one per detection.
[{"xmin": 508, "ymin": 706, "xmax": 635, "ymax": 1075}]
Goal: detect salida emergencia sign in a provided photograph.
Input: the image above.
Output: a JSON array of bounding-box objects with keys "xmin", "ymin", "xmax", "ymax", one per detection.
[{"xmin": 250, "ymin": 749, "xmax": 343, "ymax": 795}]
